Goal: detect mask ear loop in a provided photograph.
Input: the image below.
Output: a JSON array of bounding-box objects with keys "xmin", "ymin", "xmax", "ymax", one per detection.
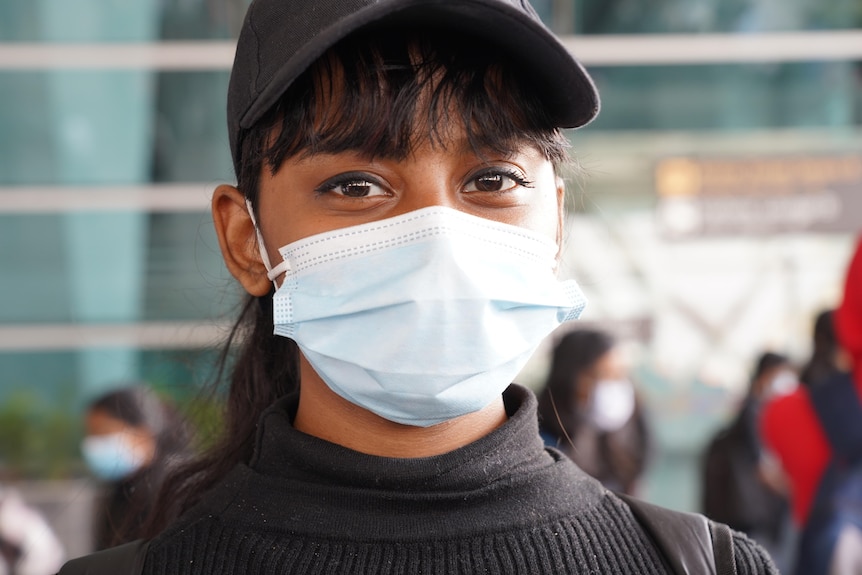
[{"xmin": 245, "ymin": 199, "xmax": 290, "ymax": 288}]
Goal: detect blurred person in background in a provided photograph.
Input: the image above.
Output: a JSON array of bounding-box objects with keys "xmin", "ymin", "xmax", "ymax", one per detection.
[
  {"xmin": 799, "ymin": 309, "xmax": 845, "ymax": 388},
  {"xmin": 762, "ymin": 236, "xmax": 862, "ymax": 575},
  {"xmin": 762, "ymin": 311, "xmax": 847, "ymax": 532},
  {"xmin": 536, "ymin": 329, "xmax": 651, "ymax": 495},
  {"xmin": 0, "ymin": 484, "xmax": 65, "ymax": 575},
  {"xmin": 82, "ymin": 384, "xmax": 192, "ymax": 550},
  {"xmin": 701, "ymin": 351, "xmax": 795, "ymax": 571}
]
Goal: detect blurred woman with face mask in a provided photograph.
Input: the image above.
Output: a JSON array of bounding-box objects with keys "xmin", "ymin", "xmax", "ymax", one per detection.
[
  {"xmin": 536, "ymin": 329, "xmax": 651, "ymax": 495},
  {"xmin": 82, "ymin": 385, "xmax": 192, "ymax": 550}
]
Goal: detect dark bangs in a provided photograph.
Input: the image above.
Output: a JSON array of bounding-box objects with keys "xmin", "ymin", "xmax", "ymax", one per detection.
[{"xmin": 236, "ymin": 27, "xmax": 571, "ymax": 203}]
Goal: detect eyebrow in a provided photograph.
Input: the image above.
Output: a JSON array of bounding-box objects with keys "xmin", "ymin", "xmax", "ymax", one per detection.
[{"xmin": 295, "ymin": 137, "xmax": 522, "ymax": 164}]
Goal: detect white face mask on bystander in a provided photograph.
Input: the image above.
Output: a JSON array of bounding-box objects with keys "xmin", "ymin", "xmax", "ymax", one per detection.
[{"xmin": 588, "ymin": 379, "xmax": 636, "ymax": 432}]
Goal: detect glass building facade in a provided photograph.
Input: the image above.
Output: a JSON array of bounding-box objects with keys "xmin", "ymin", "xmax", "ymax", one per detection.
[{"xmin": 1, "ymin": 0, "xmax": 860, "ymax": 516}]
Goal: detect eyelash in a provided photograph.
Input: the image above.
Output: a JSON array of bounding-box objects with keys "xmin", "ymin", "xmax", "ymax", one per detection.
[
  {"xmin": 314, "ymin": 167, "xmax": 535, "ymax": 197},
  {"xmin": 314, "ymin": 172, "xmax": 386, "ymax": 196},
  {"xmin": 470, "ymin": 167, "xmax": 534, "ymax": 189}
]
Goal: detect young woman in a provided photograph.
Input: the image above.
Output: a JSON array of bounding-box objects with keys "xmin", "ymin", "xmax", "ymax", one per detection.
[{"xmin": 60, "ymin": 0, "xmax": 777, "ymax": 573}]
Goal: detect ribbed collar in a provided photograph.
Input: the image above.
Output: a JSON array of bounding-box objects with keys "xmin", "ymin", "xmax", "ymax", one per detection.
[{"xmin": 250, "ymin": 384, "xmax": 556, "ymax": 493}]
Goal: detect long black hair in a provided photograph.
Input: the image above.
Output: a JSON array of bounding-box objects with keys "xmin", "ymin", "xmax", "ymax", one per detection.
[{"xmin": 145, "ymin": 26, "xmax": 573, "ymax": 536}]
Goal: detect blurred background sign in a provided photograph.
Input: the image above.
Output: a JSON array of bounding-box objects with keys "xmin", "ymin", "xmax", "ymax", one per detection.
[{"xmin": 656, "ymin": 154, "xmax": 862, "ymax": 238}]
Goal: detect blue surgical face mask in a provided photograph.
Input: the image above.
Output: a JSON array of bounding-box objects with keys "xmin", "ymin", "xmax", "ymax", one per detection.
[
  {"xmin": 81, "ymin": 433, "xmax": 147, "ymax": 481},
  {"xmin": 253, "ymin": 206, "xmax": 587, "ymax": 427}
]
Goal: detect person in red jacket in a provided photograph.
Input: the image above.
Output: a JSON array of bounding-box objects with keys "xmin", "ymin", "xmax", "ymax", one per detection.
[
  {"xmin": 836, "ymin": 237, "xmax": 862, "ymax": 393},
  {"xmin": 760, "ymin": 311, "xmax": 846, "ymax": 526},
  {"xmin": 761, "ymin": 236, "xmax": 862, "ymax": 574}
]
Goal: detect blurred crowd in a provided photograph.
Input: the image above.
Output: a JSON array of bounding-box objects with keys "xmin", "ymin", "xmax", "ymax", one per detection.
[
  {"xmin": 534, "ymin": 235, "xmax": 862, "ymax": 574},
  {"xmin": 700, "ymin": 237, "xmax": 862, "ymax": 574}
]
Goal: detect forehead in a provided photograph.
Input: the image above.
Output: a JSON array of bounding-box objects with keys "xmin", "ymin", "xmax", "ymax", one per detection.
[
  {"xmin": 86, "ymin": 408, "xmax": 134, "ymax": 435},
  {"xmin": 591, "ymin": 348, "xmax": 625, "ymax": 372}
]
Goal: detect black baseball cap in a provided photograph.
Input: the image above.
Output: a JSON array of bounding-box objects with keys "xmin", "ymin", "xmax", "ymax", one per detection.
[{"xmin": 227, "ymin": 0, "xmax": 600, "ymax": 171}]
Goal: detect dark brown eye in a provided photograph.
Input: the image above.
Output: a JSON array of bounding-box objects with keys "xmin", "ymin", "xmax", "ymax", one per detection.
[
  {"xmin": 341, "ymin": 180, "xmax": 374, "ymax": 197},
  {"xmin": 315, "ymin": 172, "xmax": 387, "ymax": 198},
  {"xmin": 473, "ymin": 174, "xmax": 505, "ymax": 192},
  {"xmin": 465, "ymin": 168, "xmax": 531, "ymax": 194}
]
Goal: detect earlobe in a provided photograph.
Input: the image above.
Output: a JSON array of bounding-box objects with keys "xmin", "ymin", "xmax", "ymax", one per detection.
[{"xmin": 212, "ymin": 184, "xmax": 273, "ymax": 297}]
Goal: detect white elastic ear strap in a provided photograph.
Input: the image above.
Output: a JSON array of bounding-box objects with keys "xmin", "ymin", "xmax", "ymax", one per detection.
[{"xmin": 244, "ymin": 199, "xmax": 289, "ymax": 285}]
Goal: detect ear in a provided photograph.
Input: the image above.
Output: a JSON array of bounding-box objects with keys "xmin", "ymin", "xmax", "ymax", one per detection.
[{"xmin": 212, "ymin": 184, "xmax": 272, "ymax": 297}]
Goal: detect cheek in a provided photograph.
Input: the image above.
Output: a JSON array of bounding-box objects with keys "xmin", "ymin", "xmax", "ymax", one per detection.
[
  {"xmin": 575, "ymin": 376, "xmax": 596, "ymax": 407},
  {"xmin": 127, "ymin": 430, "xmax": 154, "ymax": 455}
]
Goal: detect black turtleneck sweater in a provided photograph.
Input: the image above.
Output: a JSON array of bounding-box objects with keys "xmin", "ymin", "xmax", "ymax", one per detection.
[{"xmin": 141, "ymin": 385, "xmax": 776, "ymax": 574}]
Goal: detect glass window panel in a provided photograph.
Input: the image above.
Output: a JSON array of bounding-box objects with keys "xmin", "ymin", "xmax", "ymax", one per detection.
[
  {"xmin": 143, "ymin": 212, "xmax": 241, "ymax": 322},
  {"xmin": 0, "ymin": 212, "xmax": 239, "ymax": 324},
  {"xmin": 152, "ymin": 72, "xmax": 233, "ymax": 183},
  {"xmin": 3, "ymin": 0, "xmax": 860, "ymax": 41},
  {"xmin": 572, "ymin": 0, "xmax": 862, "ymax": 34},
  {"xmin": 0, "ymin": 352, "xmax": 77, "ymax": 404},
  {"xmin": 582, "ymin": 62, "xmax": 860, "ymax": 132},
  {"xmin": 0, "ymin": 215, "xmax": 72, "ymax": 323},
  {"xmin": 0, "ymin": 349, "xmax": 222, "ymax": 417},
  {"xmin": 0, "ymin": 71, "xmax": 233, "ymax": 185},
  {"xmin": 139, "ymin": 349, "xmax": 224, "ymax": 393},
  {"xmin": 0, "ymin": 0, "xmax": 251, "ymax": 42},
  {"xmin": 0, "ymin": 73, "xmax": 58, "ymax": 185}
]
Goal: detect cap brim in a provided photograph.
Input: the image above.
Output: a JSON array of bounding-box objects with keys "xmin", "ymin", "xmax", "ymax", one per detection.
[{"xmin": 239, "ymin": 0, "xmax": 599, "ymax": 134}]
